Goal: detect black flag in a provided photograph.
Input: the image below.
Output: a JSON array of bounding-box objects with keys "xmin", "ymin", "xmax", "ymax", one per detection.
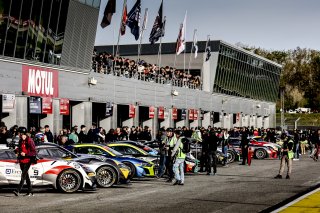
[
  {"xmin": 205, "ymin": 38, "xmax": 211, "ymax": 61},
  {"xmin": 101, "ymin": 0, "xmax": 116, "ymax": 28},
  {"xmin": 126, "ymin": 0, "xmax": 141, "ymax": 40},
  {"xmin": 149, "ymin": 0, "xmax": 164, "ymax": 44}
]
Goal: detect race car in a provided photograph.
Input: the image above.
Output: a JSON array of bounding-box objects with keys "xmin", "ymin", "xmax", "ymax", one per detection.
[
  {"xmin": 36, "ymin": 143, "xmax": 131, "ymax": 187},
  {"xmin": 110, "ymin": 141, "xmax": 159, "ymax": 156},
  {"xmin": 229, "ymin": 137, "xmax": 277, "ymax": 160},
  {"xmin": 66, "ymin": 144, "xmax": 155, "ymax": 179},
  {"xmin": 0, "ymin": 149, "xmax": 95, "ymax": 193}
]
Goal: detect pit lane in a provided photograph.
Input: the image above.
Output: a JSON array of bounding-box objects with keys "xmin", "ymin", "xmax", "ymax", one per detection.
[{"xmin": 1, "ymin": 155, "xmax": 319, "ymax": 213}]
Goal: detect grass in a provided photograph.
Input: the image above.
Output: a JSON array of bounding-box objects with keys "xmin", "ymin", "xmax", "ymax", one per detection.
[{"xmin": 276, "ymin": 113, "xmax": 320, "ymax": 127}]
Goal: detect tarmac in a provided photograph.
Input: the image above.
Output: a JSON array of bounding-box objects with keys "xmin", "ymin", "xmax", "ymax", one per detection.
[{"xmin": 1, "ymin": 155, "xmax": 320, "ymax": 213}]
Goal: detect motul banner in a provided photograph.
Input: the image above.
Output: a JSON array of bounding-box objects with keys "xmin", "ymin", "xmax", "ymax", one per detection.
[
  {"xmin": 22, "ymin": 65, "xmax": 59, "ymax": 97},
  {"xmin": 172, "ymin": 108, "xmax": 178, "ymax": 120},
  {"xmin": 189, "ymin": 109, "xmax": 194, "ymax": 120},
  {"xmin": 158, "ymin": 107, "xmax": 164, "ymax": 119},
  {"xmin": 60, "ymin": 98, "xmax": 69, "ymax": 115},
  {"xmin": 149, "ymin": 106, "xmax": 155, "ymax": 119},
  {"xmin": 129, "ymin": 104, "xmax": 135, "ymax": 118},
  {"xmin": 193, "ymin": 110, "xmax": 198, "ymax": 120},
  {"xmin": 42, "ymin": 97, "xmax": 53, "ymax": 114}
]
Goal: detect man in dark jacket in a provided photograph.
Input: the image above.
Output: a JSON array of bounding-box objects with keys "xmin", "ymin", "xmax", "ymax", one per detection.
[
  {"xmin": 44, "ymin": 125, "xmax": 54, "ymax": 142},
  {"xmin": 241, "ymin": 127, "xmax": 249, "ymax": 165},
  {"xmin": 206, "ymin": 129, "xmax": 219, "ymax": 175},
  {"xmin": 78, "ymin": 125, "xmax": 87, "ymax": 143}
]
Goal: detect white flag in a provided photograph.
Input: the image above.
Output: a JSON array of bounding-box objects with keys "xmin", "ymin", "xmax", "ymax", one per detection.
[
  {"xmin": 194, "ymin": 30, "xmax": 198, "ymax": 58},
  {"xmin": 176, "ymin": 11, "xmax": 187, "ymax": 55}
]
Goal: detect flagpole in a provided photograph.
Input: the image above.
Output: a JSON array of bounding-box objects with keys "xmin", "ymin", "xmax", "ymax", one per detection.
[
  {"xmin": 115, "ymin": 0, "xmax": 127, "ymax": 57},
  {"xmin": 183, "ymin": 11, "xmax": 187, "ymax": 73},
  {"xmin": 188, "ymin": 29, "xmax": 196, "ymax": 75},
  {"xmin": 137, "ymin": 8, "xmax": 148, "ymax": 62}
]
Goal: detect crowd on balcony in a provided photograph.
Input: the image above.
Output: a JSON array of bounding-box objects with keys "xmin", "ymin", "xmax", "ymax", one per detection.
[{"xmin": 92, "ymin": 51, "xmax": 202, "ymax": 89}]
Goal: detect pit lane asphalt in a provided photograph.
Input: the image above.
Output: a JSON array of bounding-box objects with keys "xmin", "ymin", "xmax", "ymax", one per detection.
[{"xmin": 1, "ymin": 155, "xmax": 320, "ymax": 213}]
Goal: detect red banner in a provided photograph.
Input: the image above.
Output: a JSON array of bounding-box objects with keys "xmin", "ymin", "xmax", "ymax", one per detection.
[
  {"xmin": 42, "ymin": 97, "xmax": 53, "ymax": 114},
  {"xmin": 149, "ymin": 106, "xmax": 155, "ymax": 119},
  {"xmin": 22, "ymin": 65, "xmax": 59, "ymax": 97},
  {"xmin": 60, "ymin": 98, "xmax": 69, "ymax": 115},
  {"xmin": 193, "ymin": 110, "xmax": 198, "ymax": 120},
  {"xmin": 172, "ymin": 108, "xmax": 178, "ymax": 120},
  {"xmin": 189, "ymin": 109, "xmax": 194, "ymax": 120},
  {"xmin": 158, "ymin": 107, "xmax": 164, "ymax": 119},
  {"xmin": 129, "ymin": 104, "xmax": 135, "ymax": 118}
]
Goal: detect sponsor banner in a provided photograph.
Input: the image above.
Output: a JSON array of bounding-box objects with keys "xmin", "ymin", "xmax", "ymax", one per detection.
[
  {"xmin": 172, "ymin": 108, "xmax": 178, "ymax": 120},
  {"xmin": 189, "ymin": 109, "xmax": 194, "ymax": 120},
  {"xmin": 236, "ymin": 112, "xmax": 241, "ymax": 122},
  {"xmin": 60, "ymin": 98, "xmax": 69, "ymax": 115},
  {"xmin": 2, "ymin": 94, "xmax": 15, "ymax": 113},
  {"xmin": 22, "ymin": 65, "xmax": 59, "ymax": 97},
  {"xmin": 42, "ymin": 97, "xmax": 53, "ymax": 114},
  {"xmin": 181, "ymin": 109, "xmax": 187, "ymax": 120},
  {"xmin": 158, "ymin": 107, "xmax": 164, "ymax": 119},
  {"xmin": 129, "ymin": 104, "xmax": 135, "ymax": 118},
  {"xmin": 29, "ymin": 97, "xmax": 42, "ymax": 114},
  {"xmin": 193, "ymin": 110, "xmax": 198, "ymax": 120},
  {"xmin": 106, "ymin": 102, "xmax": 113, "ymax": 117},
  {"xmin": 149, "ymin": 106, "xmax": 155, "ymax": 119}
]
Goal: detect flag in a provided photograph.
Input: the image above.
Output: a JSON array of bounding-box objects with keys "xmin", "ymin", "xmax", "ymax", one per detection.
[
  {"xmin": 149, "ymin": 0, "xmax": 164, "ymax": 44},
  {"xmin": 126, "ymin": 0, "xmax": 141, "ymax": 40},
  {"xmin": 120, "ymin": 1, "xmax": 127, "ymax": 36},
  {"xmin": 194, "ymin": 30, "xmax": 198, "ymax": 58},
  {"xmin": 141, "ymin": 8, "xmax": 148, "ymax": 33},
  {"xmin": 100, "ymin": 0, "xmax": 116, "ymax": 28},
  {"xmin": 205, "ymin": 38, "xmax": 211, "ymax": 61},
  {"xmin": 176, "ymin": 12, "xmax": 187, "ymax": 55}
]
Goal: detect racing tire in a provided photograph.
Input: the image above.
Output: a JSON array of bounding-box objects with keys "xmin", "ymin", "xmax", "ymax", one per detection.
[
  {"xmin": 96, "ymin": 166, "xmax": 118, "ymax": 188},
  {"xmin": 227, "ymin": 150, "xmax": 236, "ymax": 163},
  {"xmin": 123, "ymin": 162, "xmax": 136, "ymax": 179},
  {"xmin": 255, "ymin": 149, "xmax": 267, "ymax": 159},
  {"xmin": 57, "ymin": 169, "xmax": 82, "ymax": 193}
]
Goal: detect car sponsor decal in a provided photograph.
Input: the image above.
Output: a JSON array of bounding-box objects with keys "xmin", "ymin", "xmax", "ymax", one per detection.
[{"xmin": 44, "ymin": 165, "xmax": 72, "ymax": 175}]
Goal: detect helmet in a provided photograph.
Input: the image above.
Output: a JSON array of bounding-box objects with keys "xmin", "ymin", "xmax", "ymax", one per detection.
[{"xmin": 18, "ymin": 127, "xmax": 28, "ymax": 135}]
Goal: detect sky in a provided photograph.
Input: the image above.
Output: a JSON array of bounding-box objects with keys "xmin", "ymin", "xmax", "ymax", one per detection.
[{"xmin": 94, "ymin": 0, "xmax": 320, "ymax": 50}]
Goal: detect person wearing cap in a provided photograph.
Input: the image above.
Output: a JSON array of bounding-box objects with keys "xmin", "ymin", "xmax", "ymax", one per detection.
[
  {"xmin": 275, "ymin": 134, "xmax": 294, "ymax": 179},
  {"xmin": 157, "ymin": 128, "xmax": 172, "ymax": 178},
  {"xmin": 170, "ymin": 130, "xmax": 186, "ymax": 185},
  {"xmin": 13, "ymin": 127, "xmax": 36, "ymax": 196}
]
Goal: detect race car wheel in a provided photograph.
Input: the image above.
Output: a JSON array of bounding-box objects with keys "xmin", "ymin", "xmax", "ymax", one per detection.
[
  {"xmin": 227, "ymin": 151, "xmax": 235, "ymax": 163},
  {"xmin": 96, "ymin": 166, "xmax": 117, "ymax": 188},
  {"xmin": 123, "ymin": 162, "xmax": 135, "ymax": 179},
  {"xmin": 57, "ymin": 169, "xmax": 82, "ymax": 193},
  {"xmin": 255, "ymin": 149, "xmax": 267, "ymax": 159}
]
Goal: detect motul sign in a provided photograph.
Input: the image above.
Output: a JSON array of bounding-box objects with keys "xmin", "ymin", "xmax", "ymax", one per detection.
[{"xmin": 22, "ymin": 65, "xmax": 59, "ymax": 97}]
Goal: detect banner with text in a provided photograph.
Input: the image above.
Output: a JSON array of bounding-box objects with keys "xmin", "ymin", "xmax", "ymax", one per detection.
[
  {"xmin": 129, "ymin": 104, "xmax": 135, "ymax": 118},
  {"xmin": 149, "ymin": 106, "xmax": 155, "ymax": 119},
  {"xmin": 60, "ymin": 98, "xmax": 70, "ymax": 115},
  {"xmin": 29, "ymin": 97, "xmax": 42, "ymax": 114},
  {"xmin": 172, "ymin": 108, "xmax": 178, "ymax": 120},
  {"xmin": 42, "ymin": 97, "xmax": 53, "ymax": 114},
  {"xmin": 2, "ymin": 94, "xmax": 15, "ymax": 113},
  {"xmin": 22, "ymin": 65, "xmax": 59, "ymax": 97}
]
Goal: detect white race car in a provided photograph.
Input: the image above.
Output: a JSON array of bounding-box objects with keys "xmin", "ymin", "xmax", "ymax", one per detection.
[{"xmin": 0, "ymin": 149, "xmax": 96, "ymax": 193}]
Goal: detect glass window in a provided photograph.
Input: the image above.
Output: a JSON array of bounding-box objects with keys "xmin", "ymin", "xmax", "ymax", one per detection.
[{"xmin": 0, "ymin": 150, "xmax": 9, "ymax": 159}]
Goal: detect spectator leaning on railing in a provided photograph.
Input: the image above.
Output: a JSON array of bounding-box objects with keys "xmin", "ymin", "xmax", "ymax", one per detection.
[{"xmin": 92, "ymin": 51, "xmax": 202, "ymax": 89}]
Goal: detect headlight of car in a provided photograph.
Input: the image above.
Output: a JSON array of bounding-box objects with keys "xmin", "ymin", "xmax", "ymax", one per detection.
[{"xmin": 135, "ymin": 162, "xmax": 153, "ymax": 167}]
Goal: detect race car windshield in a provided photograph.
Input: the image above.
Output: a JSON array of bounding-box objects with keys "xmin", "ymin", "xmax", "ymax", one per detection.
[{"xmin": 103, "ymin": 146, "xmax": 123, "ymax": 156}]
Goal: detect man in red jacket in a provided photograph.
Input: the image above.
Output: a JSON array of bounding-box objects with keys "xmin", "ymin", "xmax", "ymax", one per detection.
[{"xmin": 13, "ymin": 127, "xmax": 36, "ymax": 196}]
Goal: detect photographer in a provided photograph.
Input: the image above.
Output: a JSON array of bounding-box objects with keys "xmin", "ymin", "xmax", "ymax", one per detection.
[{"xmin": 13, "ymin": 127, "xmax": 36, "ymax": 196}]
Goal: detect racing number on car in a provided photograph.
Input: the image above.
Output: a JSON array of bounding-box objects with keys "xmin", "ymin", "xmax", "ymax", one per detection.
[{"xmin": 34, "ymin": 170, "xmax": 39, "ymax": 176}]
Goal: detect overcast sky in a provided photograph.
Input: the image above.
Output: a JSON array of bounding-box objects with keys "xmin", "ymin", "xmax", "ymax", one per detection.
[{"xmin": 94, "ymin": 0, "xmax": 320, "ymax": 50}]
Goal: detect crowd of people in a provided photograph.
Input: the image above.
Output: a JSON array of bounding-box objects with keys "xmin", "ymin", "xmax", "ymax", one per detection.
[
  {"xmin": 92, "ymin": 51, "xmax": 202, "ymax": 89},
  {"xmin": 2, "ymin": 120, "xmax": 320, "ymax": 188}
]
